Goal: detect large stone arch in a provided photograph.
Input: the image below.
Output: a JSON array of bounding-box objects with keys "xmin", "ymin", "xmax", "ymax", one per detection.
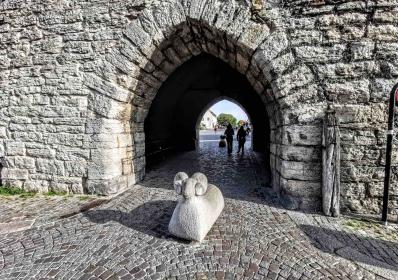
[
  {"xmin": 83, "ymin": 0, "xmax": 326, "ymax": 209},
  {"xmin": 144, "ymin": 53, "xmax": 270, "ymax": 166}
]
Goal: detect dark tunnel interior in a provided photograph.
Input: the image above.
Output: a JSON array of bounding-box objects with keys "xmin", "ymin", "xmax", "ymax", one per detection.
[{"xmin": 144, "ymin": 54, "xmax": 270, "ymax": 166}]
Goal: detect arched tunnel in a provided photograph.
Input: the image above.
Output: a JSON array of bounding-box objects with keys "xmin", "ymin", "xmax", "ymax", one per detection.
[{"xmin": 144, "ymin": 54, "xmax": 270, "ymax": 166}]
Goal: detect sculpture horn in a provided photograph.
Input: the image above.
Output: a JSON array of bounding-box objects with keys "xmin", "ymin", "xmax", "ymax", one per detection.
[
  {"xmin": 173, "ymin": 172, "xmax": 188, "ymax": 194},
  {"xmin": 192, "ymin": 172, "xmax": 208, "ymax": 196}
]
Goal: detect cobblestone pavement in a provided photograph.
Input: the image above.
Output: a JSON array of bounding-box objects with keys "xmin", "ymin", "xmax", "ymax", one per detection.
[
  {"xmin": 0, "ymin": 194, "xmax": 104, "ymax": 234},
  {"xmin": 0, "ymin": 140, "xmax": 395, "ymax": 279},
  {"xmin": 288, "ymin": 211, "xmax": 398, "ymax": 280}
]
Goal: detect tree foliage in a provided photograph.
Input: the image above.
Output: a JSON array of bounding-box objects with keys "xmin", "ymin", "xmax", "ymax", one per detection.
[{"xmin": 217, "ymin": 113, "xmax": 237, "ymax": 127}]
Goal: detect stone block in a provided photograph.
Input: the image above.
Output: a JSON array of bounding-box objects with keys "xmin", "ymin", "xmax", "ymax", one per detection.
[
  {"xmin": 14, "ymin": 156, "xmax": 35, "ymax": 169},
  {"xmin": 281, "ymin": 84, "xmax": 321, "ymax": 107},
  {"xmin": 316, "ymin": 61, "xmax": 379, "ymax": 80},
  {"xmin": 238, "ymin": 21, "xmax": 270, "ymax": 52},
  {"xmin": 364, "ymin": 182, "xmax": 384, "ymax": 198},
  {"xmin": 131, "ymin": 106, "xmax": 147, "ymax": 123},
  {"xmin": 272, "ymin": 65, "xmax": 314, "ymax": 99},
  {"xmin": 342, "ymin": 145, "xmax": 379, "ymax": 162},
  {"xmin": 133, "ymin": 142, "xmax": 145, "ymax": 158},
  {"xmin": 0, "ymin": 144, "xmax": 4, "ymax": 158},
  {"xmin": 290, "ymin": 29, "xmax": 323, "ymax": 45},
  {"xmin": 368, "ymin": 24, "xmax": 398, "ymax": 41},
  {"xmin": 49, "ymin": 181, "xmax": 70, "ymax": 194},
  {"xmin": 2, "ymin": 180, "xmax": 24, "ymax": 188},
  {"xmin": 0, "ymin": 127, "xmax": 7, "ymax": 138},
  {"xmin": 70, "ymin": 181, "xmax": 84, "ymax": 194},
  {"xmin": 84, "ymin": 133, "xmax": 131, "ymax": 149},
  {"xmin": 122, "ymin": 158, "xmax": 132, "ymax": 175},
  {"xmin": 133, "ymin": 156, "xmax": 145, "ymax": 174},
  {"xmin": 255, "ymin": 31, "xmax": 289, "ymax": 66},
  {"xmin": 5, "ymin": 141, "xmax": 25, "ymax": 156},
  {"xmin": 26, "ymin": 145, "xmax": 56, "ymax": 159},
  {"xmin": 295, "ymin": 44, "xmax": 346, "ymax": 63},
  {"xmin": 84, "ymin": 73, "xmax": 131, "ymax": 103},
  {"xmin": 324, "ymin": 79, "xmax": 370, "ymax": 103},
  {"xmin": 88, "ymin": 90, "xmax": 130, "ymax": 120},
  {"xmin": 370, "ymin": 79, "xmax": 397, "ymax": 102},
  {"xmin": 279, "ymin": 145, "xmax": 321, "ymax": 162},
  {"xmin": 87, "ymin": 175, "xmax": 129, "ymax": 195},
  {"xmin": 55, "ymin": 148, "xmax": 90, "ymax": 161},
  {"xmin": 341, "ymin": 129, "xmax": 378, "ymax": 146},
  {"xmin": 24, "ymin": 180, "xmax": 49, "ymax": 193},
  {"xmin": 376, "ymin": 42, "xmax": 398, "ymax": 61},
  {"xmin": 88, "ymin": 148, "xmax": 124, "ymax": 179},
  {"xmin": 85, "ymin": 118, "xmax": 128, "ymax": 134},
  {"xmin": 350, "ymin": 41, "xmax": 375, "ymax": 60},
  {"xmin": 280, "ymin": 177, "xmax": 321, "ymax": 198},
  {"xmin": 134, "ymin": 132, "xmax": 145, "ymax": 143},
  {"xmin": 341, "ymin": 182, "xmax": 366, "ymax": 200},
  {"xmin": 374, "ymin": 9, "xmax": 398, "ymax": 24},
  {"xmin": 153, "ymin": 2, "xmax": 185, "ymax": 37},
  {"xmin": 123, "ymin": 19, "xmax": 155, "ymax": 56},
  {"xmin": 282, "ymin": 125, "xmax": 322, "ymax": 146},
  {"xmin": 65, "ymin": 160, "xmax": 87, "ymax": 177},
  {"xmin": 12, "ymin": 132, "xmax": 43, "ymax": 143},
  {"xmin": 268, "ymin": 52, "xmax": 295, "ymax": 76},
  {"xmin": 334, "ymin": 105, "xmax": 371, "ymax": 124},
  {"xmin": 36, "ymin": 159, "xmax": 65, "ymax": 176},
  {"xmin": 45, "ymin": 133, "xmax": 83, "ymax": 147},
  {"xmin": 280, "ymin": 160, "xmax": 321, "ymax": 181},
  {"xmin": 1, "ymin": 168, "xmax": 29, "ymax": 180},
  {"xmin": 341, "ymin": 164, "xmax": 384, "ymax": 183}
]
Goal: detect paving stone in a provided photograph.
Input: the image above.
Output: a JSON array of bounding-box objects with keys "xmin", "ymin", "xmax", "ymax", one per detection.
[{"xmin": 0, "ymin": 141, "xmax": 394, "ymax": 279}]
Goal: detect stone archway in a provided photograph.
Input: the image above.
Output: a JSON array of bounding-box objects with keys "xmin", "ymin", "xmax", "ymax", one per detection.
[
  {"xmin": 144, "ymin": 53, "xmax": 269, "ymax": 166},
  {"xmin": 84, "ymin": 1, "xmax": 325, "ymax": 210}
]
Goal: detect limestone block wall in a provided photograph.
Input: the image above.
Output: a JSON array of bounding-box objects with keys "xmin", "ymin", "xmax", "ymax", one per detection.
[
  {"xmin": 0, "ymin": 0, "xmax": 397, "ymax": 215},
  {"xmin": 284, "ymin": 0, "xmax": 398, "ymax": 214},
  {"xmin": 0, "ymin": 0, "xmax": 139, "ymax": 194}
]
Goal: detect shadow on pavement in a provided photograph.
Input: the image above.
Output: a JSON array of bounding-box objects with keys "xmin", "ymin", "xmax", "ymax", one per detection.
[
  {"xmin": 300, "ymin": 224, "xmax": 398, "ymax": 271},
  {"xmin": 84, "ymin": 200, "xmax": 187, "ymax": 241}
]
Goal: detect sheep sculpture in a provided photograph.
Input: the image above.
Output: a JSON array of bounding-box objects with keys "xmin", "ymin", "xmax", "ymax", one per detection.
[{"xmin": 168, "ymin": 172, "xmax": 224, "ymax": 242}]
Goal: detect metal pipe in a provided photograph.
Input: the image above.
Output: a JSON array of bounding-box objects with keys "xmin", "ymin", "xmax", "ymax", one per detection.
[{"xmin": 382, "ymin": 82, "xmax": 398, "ymax": 223}]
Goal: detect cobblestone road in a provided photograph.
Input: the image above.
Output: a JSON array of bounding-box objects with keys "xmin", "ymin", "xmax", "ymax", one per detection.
[
  {"xmin": 0, "ymin": 139, "xmax": 394, "ymax": 279},
  {"xmin": 0, "ymin": 195, "xmax": 101, "ymax": 234}
]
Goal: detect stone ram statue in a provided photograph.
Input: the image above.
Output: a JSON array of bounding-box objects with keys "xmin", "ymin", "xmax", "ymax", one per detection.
[{"xmin": 168, "ymin": 172, "xmax": 224, "ymax": 242}]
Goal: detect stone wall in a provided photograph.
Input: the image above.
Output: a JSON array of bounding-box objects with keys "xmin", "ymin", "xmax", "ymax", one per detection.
[
  {"xmin": 284, "ymin": 0, "xmax": 398, "ymax": 214},
  {"xmin": 0, "ymin": 0, "xmax": 397, "ymax": 215}
]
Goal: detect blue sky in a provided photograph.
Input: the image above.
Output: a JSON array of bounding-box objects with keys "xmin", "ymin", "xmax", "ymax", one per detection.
[{"xmin": 208, "ymin": 100, "xmax": 249, "ymax": 121}]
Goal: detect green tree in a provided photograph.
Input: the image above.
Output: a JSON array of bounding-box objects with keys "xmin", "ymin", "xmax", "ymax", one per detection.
[{"xmin": 217, "ymin": 113, "xmax": 237, "ymax": 127}]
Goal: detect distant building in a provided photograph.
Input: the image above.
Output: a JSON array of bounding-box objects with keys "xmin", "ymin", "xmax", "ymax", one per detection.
[{"xmin": 200, "ymin": 110, "xmax": 217, "ymax": 129}]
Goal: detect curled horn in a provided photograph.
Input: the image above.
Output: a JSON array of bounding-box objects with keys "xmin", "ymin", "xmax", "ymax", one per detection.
[
  {"xmin": 191, "ymin": 172, "xmax": 208, "ymax": 196},
  {"xmin": 174, "ymin": 172, "xmax": 188, "ymax": 194}
]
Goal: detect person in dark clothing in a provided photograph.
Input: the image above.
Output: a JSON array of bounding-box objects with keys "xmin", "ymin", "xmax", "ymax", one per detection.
[
  {"xmin": 237, "ymin": 126, "xmax": 247, "ymax": 154},
  {"xmin": 224, "ymin": 123, "xmax": 234, "ymax": 154}
]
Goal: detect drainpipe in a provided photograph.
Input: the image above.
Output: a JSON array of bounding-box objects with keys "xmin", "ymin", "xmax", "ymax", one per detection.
[{"xmin": 381, "ymin": 82, "xmax": 398, "ymax": 224}]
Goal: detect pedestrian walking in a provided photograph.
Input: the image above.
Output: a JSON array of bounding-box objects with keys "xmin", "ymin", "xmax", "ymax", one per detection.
[
  {"xmin": 224, "ymin": 123, "xmax": 234, "ymax": 154},
  {"xmin": 237, "ymin": 125, "xmax": 247, "ymax": 154}
]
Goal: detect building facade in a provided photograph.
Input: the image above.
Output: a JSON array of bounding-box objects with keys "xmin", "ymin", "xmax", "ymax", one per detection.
[
  {"xmin": 0, "ymin": 0, "xmax": 397, "ymax": 215},
  {"xmin": 200, "ymin": 110, "xmax": 217, "ymax": 130}
]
